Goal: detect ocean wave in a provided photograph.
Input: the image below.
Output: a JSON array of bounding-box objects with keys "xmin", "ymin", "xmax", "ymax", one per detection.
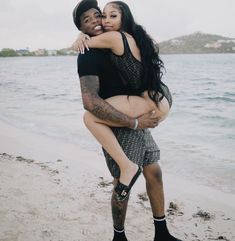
[
  {"xmin": 203, "ymin": 96, "xmax": 235, "ymax": 103},
  {"xmin": 224, "ymin": 91, "xmax": 235, "ymax": 97},
  {"xmin": 34, "ymin": 93, "xmax": 70, "ymax": 100}
]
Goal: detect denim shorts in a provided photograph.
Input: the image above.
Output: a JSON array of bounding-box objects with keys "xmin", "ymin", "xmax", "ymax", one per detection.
[{"xmin": 102, "ymin": 127, "xmax": 160, "ymax": 178}]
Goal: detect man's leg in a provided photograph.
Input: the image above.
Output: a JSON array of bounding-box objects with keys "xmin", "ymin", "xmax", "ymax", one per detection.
[
  {"xmin": 143, "ymin": 162, "xmax": 182, "ymax": 241},
  {"xmin": 111, "ymin": 178, "xmax": 129, "ymax": 241},
  {"xmin": 143, "ymin": 162, "xmax": 165, "ymax": 217},
  {"xmin": 103, "ymin": 128, "xmax": 149, "ymax": 241}
]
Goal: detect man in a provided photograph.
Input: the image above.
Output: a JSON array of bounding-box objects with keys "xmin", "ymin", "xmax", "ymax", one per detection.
[{"xmin": 73, "ymin": 1, "xmax": 182, "ymax": 241}]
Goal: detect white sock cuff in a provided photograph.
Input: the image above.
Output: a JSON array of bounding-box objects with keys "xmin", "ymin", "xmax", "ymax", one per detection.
[
  {"xmin": 153, "ymin": 217, "xmax": 166, "ymax": 222},
  {"xmin": 114, "ymin": 227, "xmax": 125, "ymax": 233}
]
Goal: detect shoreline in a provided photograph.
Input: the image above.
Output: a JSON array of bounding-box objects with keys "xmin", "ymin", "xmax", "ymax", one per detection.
[{"xmin": 0, "ymin": 120, "xmax": 235, "ymax": 240}]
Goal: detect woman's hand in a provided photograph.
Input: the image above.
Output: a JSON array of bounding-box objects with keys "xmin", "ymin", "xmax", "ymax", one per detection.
[{"xmin": 71, "ymin": 33, "xmax": 90, "ymax": 54}]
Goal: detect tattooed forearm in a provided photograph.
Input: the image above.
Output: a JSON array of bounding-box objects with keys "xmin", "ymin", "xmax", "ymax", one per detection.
[
  {"xmin": 80, "ymin": 75, "xmax": 134, "ymax": 128},
  {"xmin": 92, "ymin": 100, "xmax": 132, "ymax": 126}
]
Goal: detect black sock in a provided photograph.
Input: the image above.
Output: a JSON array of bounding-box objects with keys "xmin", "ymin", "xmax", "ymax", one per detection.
[
  {"xmin": 153, "ymin": 216, "xmax": 181, "ymax": 241},
  {"xmin": 112, "ymin": 226, "xmax": 128, "ymax": 241}
]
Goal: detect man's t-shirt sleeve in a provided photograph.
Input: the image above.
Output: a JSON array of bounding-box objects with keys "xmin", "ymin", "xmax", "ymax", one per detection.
[{"xmin": 77, "ymin": 49, "xmax": 100, "ymax": 77}]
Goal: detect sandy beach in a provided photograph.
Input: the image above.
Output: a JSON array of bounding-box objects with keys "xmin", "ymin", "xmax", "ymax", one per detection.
[{"xmin": 0, "ymin": 121, "xmax": 235, "ymax": 241}]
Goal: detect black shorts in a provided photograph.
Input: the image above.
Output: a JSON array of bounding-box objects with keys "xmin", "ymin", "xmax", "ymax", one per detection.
[{"xmin": 102, "ymin": 128, "xmax": 160, "ymax": 178}]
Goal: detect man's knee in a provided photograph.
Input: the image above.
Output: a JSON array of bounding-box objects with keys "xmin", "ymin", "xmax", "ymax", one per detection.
[{"xmin": 143, "ymin": 162, "xmax": 163, "ymax": 185}]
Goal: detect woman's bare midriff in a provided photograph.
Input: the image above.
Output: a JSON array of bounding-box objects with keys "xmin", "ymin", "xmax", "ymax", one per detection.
[{"xmin": 105, "ymin": 90, "xmax": 170, "ymax": 124}]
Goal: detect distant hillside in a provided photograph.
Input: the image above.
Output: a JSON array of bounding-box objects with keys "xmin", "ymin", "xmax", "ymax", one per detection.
[{"xmin": 159, "ymin": 32, "xmax": 235, "ymax": 54}]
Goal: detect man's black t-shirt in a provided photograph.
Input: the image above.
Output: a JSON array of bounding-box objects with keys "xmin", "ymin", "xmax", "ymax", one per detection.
[
  {"xmin": 77, "ymin": 48, "xmax": 130, "ymax": 99},
  {"xmin": 77, "ymin": 48, "xmax": 160, "ymax": 174}
]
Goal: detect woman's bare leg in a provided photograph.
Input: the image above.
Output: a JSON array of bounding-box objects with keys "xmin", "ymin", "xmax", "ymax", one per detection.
[
  {"xmin": 84, "ymin": 110, "xmax": 138, "ymax": 187},
  {"xmin": 83, "ymin": 94, "xmax": 168, "ymax": 186}
]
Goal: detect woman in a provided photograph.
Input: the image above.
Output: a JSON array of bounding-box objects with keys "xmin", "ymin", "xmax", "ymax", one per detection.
[{"xmin": 73, "ymin": 1, "xmax": 172, "ymax": 201}]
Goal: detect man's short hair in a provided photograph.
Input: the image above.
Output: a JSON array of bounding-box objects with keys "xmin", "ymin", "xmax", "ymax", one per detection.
[{"xmin": 73, "ymin": 0, "xmax": 101, "ymax": 30}]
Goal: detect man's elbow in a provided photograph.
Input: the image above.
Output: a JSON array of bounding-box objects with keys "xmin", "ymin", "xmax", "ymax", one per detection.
[
  {"xmin": 82, "ymin": 97, "xmax": 96, "ymax": 112},
  {"xmin": 82, "ymin": 101, "xmax": 93, "ymax": 112},
  {"xmin": 81, "ymin": 93, "xmax": 102, "ymax": 113}
]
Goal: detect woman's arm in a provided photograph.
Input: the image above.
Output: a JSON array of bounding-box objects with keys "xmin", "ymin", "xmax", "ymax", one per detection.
[
  {"xmin": 86, "ymin": 31, "xmax": 121, "ymax": 49},
  {"xmin": 72, "ymin": 31, "xmax": 122, "ymax": 53}
]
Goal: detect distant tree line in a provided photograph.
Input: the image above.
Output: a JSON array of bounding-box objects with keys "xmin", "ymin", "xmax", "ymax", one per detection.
[
  {"xmin": 0, "ymin": 48, "xmax": 19, "ymax": 57},
  {"xmin": 0, "ymin": 48, "xmax": 77, "ymax": 57}
]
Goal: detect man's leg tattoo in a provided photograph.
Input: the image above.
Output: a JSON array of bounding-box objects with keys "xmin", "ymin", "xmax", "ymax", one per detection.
[{"xmin": 111, "ymin": 184, "xmax": 129, "ymax": 241}]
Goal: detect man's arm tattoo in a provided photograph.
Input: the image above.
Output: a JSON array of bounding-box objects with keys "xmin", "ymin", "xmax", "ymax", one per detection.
[{"xmin": 80, "ymin": 75, "xmax": 134, "ymax": 128}]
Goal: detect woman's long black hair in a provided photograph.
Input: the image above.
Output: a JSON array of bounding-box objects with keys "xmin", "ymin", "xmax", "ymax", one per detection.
[{"xmin": 108, "ymin": 1, "xmax": 166, "ymax": 104}]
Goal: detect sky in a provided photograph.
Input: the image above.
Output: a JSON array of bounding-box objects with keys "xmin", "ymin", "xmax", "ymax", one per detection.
[{"xmin": 0, "ymin": 0, "xmax": 234, "ymax": 51}]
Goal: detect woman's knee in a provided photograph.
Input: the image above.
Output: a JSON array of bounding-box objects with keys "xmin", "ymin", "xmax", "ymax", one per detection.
[{"xmin": 83, "ymin": 111, "xmax": 94, "ymax": 127}]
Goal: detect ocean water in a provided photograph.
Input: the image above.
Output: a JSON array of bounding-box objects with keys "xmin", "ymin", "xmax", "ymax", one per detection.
[{"xmin": 0, "ymin": 55, "xmax": 235, "ymax": 193}]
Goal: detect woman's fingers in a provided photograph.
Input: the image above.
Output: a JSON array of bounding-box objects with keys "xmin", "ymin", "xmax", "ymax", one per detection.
[
  {"xmin": 72, "ymin": 33, "xmax": 90, "ymax": 54},
  {"xmin": 84, "ymin": 42, "xmax": 89, "ymax": 51},
  {"xmin": 78, "ymin": 40, "xmax": 89, "ymax": 54},
  {"xmin": 81, "ymin": 36, "xmax": 90, "ymax": 51},
  {"xmin": 80, "ymin": 42, "xmax": 85, "ymax": 54},
  {"xmin": 81, "ymin": 39, "xmax": 89, "ymax": 52},
  {"xmin": 76, "ymin": 40, "xmax": 84, "ymax": 54}
]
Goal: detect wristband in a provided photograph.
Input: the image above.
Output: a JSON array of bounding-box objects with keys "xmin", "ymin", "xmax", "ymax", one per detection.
[{"xmin": 133, "ymin": 118, "xmax": 138, "ymax": 130}]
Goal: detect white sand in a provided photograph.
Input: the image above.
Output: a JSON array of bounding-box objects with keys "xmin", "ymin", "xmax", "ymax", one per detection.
[{"xmin": 0, "ymin": 121, "xmax": 234, "ymax": 241}]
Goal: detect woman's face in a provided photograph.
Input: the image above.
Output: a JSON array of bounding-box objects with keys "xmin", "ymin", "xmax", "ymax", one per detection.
[{"xmin": 102, "ymin": 4, "xmax": 122, "ymax": 32}]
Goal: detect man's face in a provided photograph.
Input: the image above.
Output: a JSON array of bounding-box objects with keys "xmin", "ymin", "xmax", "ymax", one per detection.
[{"xmin": 80, "ymin": 8, "xmax": 103, "ymax": 36}]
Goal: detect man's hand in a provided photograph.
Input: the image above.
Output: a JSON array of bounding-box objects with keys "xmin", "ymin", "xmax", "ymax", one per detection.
[{"xmin": 137, "ymin": 111, "xmax": 160, "ymax": 129}]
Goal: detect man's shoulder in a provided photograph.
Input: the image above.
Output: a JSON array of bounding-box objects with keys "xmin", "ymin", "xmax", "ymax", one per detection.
[
  {"xmin": 77, "ymin": 49, "xmax": 107, "ymax": 77},
  {"xmin": 77, "ymin": 48, "xmax": 106, "ymax": 62}
]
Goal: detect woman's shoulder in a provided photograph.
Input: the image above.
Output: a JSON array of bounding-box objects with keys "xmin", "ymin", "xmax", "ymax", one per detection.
[
  {"xmin": 101, "ymin": 31, "xmax": 122, "ymax": 39},
  {"xmin": 99, "ymin": 31, "xmax": 123, "ymax": 52}
]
